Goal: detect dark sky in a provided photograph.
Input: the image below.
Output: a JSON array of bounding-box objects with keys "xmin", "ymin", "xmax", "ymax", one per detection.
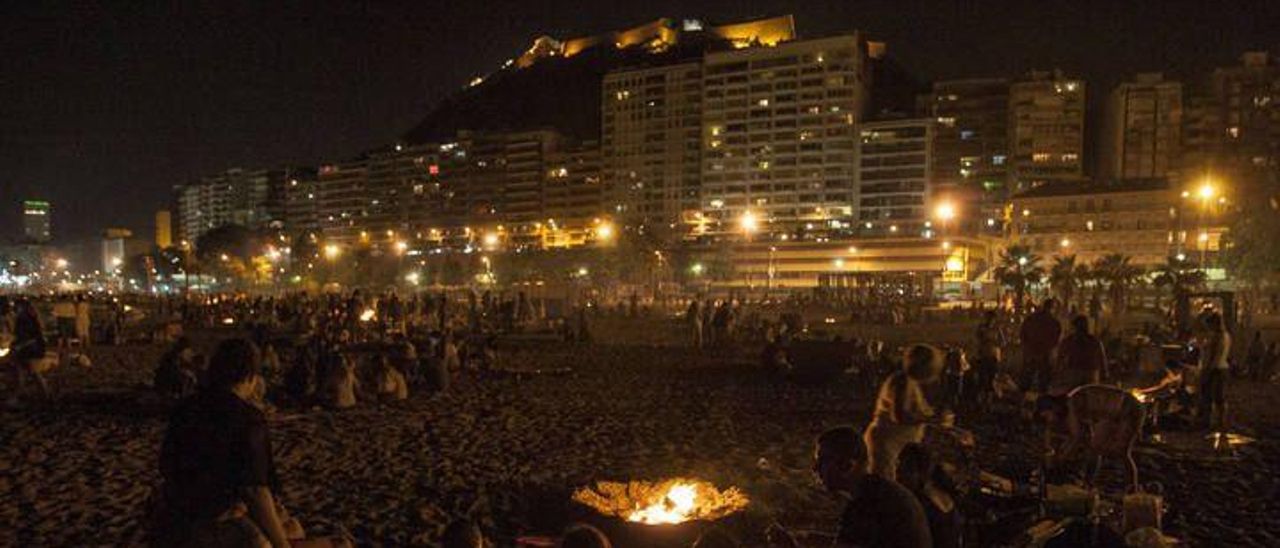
[{"xmin": 2, "ymin": 0, "xmax": 1277, "ymax": 243}]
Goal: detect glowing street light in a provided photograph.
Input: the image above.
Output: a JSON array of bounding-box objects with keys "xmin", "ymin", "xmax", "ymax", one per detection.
[
  {"xmin": 405, "ymin": 271, "xmax": 421, "ymax": 285},
  {"xmin": 934, "ymin": 201, "xmax": 957, "ymax": 222},
  {"xmin": 1060, "ymin": 238, "xmax": 1071, "ymax": 248},
  {"xmin": 1197, "ymin": 182, "xmax": 1216, "ymax": 201},
  {"xmin": 482, "ymin": 232, "xmax": 500, "ymax": 248},
  {"xmin": 594, "ymin": 220, "xmax": 615, "ymax": 241},
  {"xmin": 54, "ymin": 258, "xmax": 69, "ymax": 270},
  {"xmin": 393, "ymin": 240, "xmax": 409, "ymax": 255},
  {"xmin": 739, "ymin": 210, "xmax": 759, "ymax": 234},
  {"xmin": 323, "ymin": 244, "xmax": 341, "ymax": 260},
  {"xmin": 690, "ymin": 263, "xmax": 705, "ymax": 275}
]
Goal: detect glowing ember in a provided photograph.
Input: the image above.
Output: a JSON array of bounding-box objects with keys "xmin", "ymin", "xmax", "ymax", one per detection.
[
  {"xmin": 573, "ymin": 478, "xmax": 748, "ymax": 526},
  {"xmin": 630, "ymin": 483, "xmax": 697, "ymax": 524},
  {"xmin": 359, "ymin": 309, "xmax": 376, "ymax": 322}
]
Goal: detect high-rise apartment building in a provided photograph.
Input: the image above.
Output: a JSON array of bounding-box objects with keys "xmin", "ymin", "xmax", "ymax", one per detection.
[
  {"xmin": 282, "ymin": 168, "xmax": 320, "ymax": 240},
  {"xmin": 602, "ymin": 62, "xmax": 703, "ymax": 231},
  {"xmin": 316, "ymin": 160, "xmax": 369, "ymax": 246},
  {"xmin": 1193, "ymin": 52, "xmax": 1280, "ymax": 186},
  {"xmin": 917, "ymin": 78, "xmax": 1011, "ymax": 232},
  {"xmin": 699, "ymin": 34, "xmax": 873, "ymax": 236},
  {"xmin": 857, "ymin": 119, "xmax": 936, "ymax": 235},
  {"xmin": 1009, "ymin": 70, "xmax": 1086, "ymax": 191},
  {"xmin": 175, "ymin": 168, "xmax": 287, "ymax": 243},
  {"xmin": 542, "ymin": 141, "xmax": 604, "ymax": 246},
  {"xmin": 1102, "ymin": 73, "xmax": 1182, "ymax": 181},
  {"xmin": 21, "ymin": 200, "xmax": 52, "ymax": 243}
]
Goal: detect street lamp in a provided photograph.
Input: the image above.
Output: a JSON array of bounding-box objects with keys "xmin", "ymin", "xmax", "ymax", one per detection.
[
  {"xmin": 594, "ymin": 220, "xmax": 615, "ymax": 242},
  {"xmin": 323, "ymin": 244, "xmax": 341, "ymax": 260},
  {"xmin": 738, "ymin": 210, "xmax": 759, "ymax": 236}
]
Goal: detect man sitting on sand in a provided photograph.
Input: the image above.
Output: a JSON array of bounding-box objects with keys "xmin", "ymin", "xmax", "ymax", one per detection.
[
  {"xmin": 318, "ymin": 353, "xmax": 358, "ymax": 409},
  {"xmin": 156, "ymin": 338, "xmax": 348, "ymax": 547},
  {"xmin": 772, "ymin": 426, "xmax": 932, "ymax": 547},
  {"xmin": 368, "ymin": 355, "xmax": 408, "ymax": 402}
]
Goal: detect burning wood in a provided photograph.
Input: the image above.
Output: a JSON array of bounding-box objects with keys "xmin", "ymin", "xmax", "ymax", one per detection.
[{"xmin": 573, "ymin": 479, "xmax": 748, "ymax": 525}]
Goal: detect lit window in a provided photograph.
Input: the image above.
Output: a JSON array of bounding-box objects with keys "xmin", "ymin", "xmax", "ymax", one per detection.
[
  {"xmin": 1032, "ymin": 153, "xmax": 1052, "ymax": 162},
  {"xmin": 1062, "ymin": 153, "xmax": 1079, "ymax": 162},
  {"xmin": 959, "ymin": 129, "xmax": 975, "ymax": 140},
  {"xmin": 992, "ymin": 155, "xmax": 1006, "ymax": 165},
  {"xmin": 936, "ymin": 117, "xmax": 956, "ymax": 127},
  {"xmin": 757, "ymin": 99, "xmax": 770, "ymax": 107}
]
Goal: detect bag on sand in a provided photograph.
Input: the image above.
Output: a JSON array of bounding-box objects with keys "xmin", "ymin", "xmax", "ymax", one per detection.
[{"xmin": 1122, "ymin": 483, "xmax": 1164, "ymax": 534}]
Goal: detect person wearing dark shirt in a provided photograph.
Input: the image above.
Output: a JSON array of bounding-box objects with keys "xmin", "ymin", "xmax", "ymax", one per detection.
[
  {"xmin": 1053, "ymin": 315, "xmax": 1108, "ymax": 393},
  {"xmin": 896, "ymin": 444, "xmax": 961, "ymax": 548},
  {"xmin": 11, "ymin": 299, "xmax": 50, "ymax": 400},
  {"xmin": 156, "ymin": 338, "xmax": 346, "ymax": 548},
  {"xmin": 772, "ymin": 426, "xmax": 932, "ymax": 547},
  {"xmin": 1019, "ymin": 299, "xmax": 1062, "ymax": 393}
]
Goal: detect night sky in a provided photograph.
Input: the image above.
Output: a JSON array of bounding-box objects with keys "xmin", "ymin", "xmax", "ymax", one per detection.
[{"xmin": 2, "ymin": 0, "xmax": 1276, "ymax": 244}]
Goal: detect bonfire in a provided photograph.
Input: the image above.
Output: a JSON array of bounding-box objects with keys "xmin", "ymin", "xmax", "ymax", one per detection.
[{"xmin": 573, "ymin": 478, "xmax": 749, "ymax": 525}]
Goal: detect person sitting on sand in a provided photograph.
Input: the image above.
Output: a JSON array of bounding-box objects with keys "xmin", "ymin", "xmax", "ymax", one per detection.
[
  {"xmin": 368, "ymin": 355, "xmax": 408, "ymax": 402},
  {"xmin": 896, "ymin": 444, "xmax": 961, "ymax": 548},
  {"xmin": 863, "ymin": 344, "xmax": 957, "ymax": 480},
  {"xmin": 771, "ymin": 426, "xmax": 932, "ymax": 548},
  {"xmin": 558, "ymin": 523, "xmax": 612, "ymax": 548},
  {"xmin": 156, "ymin": 338, "xmax": 349, "ymax": 548},
  {"xmin": 318, "ymin": 353, "xmax": 358, "ymax": 409},
  {"xmin": 155, "ymin": 337, "xmax": 201, "ymax": 400}
]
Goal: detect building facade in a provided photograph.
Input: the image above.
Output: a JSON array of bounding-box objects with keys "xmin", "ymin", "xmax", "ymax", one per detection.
[
  {"xmin": 175, "ymin": 168, "xmax": 287, "ymax": 243},
  {"xmin": 1009, "ymin": 71, "xmax": 1086, "ymax": 192},
  {"xmin": 1102, "ymin": 73, "xmax": 1182, "ymax": 181},
  {"xmin": 699, "ymin": 34, "xmax": 873, "ymax": 237},
  {"xmin": 1009, "ymin": 179, "xmax": 1179, "ymax": 267},
  {"xmin": 21, "ymin": 200, "xmax": 51, "ymax": 243},
  {"xmin": 315, "ymin": 160, "xmax": 369, "ymax": 246},
  {"xmin": 602, "ymin": 62, "xmax": 703, "ymax": 230},
  {"xmin": 918, "ymin": 78, "xmax": 1011, "ymax": 234},
  {"xmin": 857, "ymin": 118, "xmax": 936, "ymax": 236}
]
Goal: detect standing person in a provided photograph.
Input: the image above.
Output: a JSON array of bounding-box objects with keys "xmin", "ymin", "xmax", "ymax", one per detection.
[
  {"xmin": 686, "ymin": 300, "xmax": 703, "ymax": 349},
  {"xmin": 155, "ymin": 338, "xmax": 347, "ymax": 547},
  {"xmin": 972, "ymin": 310, "xmax": 1005, "ymax": 408},
  {"xmin": 1244, "ymin": 331, "xmax": 1266, "ymax": 380},
  {"xmin": 1199, "ymin": 312, "xmax": 1231, "ymax": 432},
  {"xmin": 52, "ymin": 295, "xmax": 77, "ymax": 349},
  {"xmin": 1019, "ymin": 299, "xmax": 1062, "ymax": 394},
  {"xmin": 1054, "ymin": 315, "xmax": 1108, "ymax": 393},
  {"xmin": 863, "ymin": 345, "xmax": 955, "ymax": 480},
  {"xmin": 75, "ymin": 294, "xmax": 92, "ymax": 346},
  {"xmin": 10, "ymin": 299, "xmax": 50, "ymax": 401}
]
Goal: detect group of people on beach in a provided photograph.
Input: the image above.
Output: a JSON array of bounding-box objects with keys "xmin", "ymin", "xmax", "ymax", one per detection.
[{"xmin": 2, "ymin": 286, "xmax": 1268, "ymax": 547}]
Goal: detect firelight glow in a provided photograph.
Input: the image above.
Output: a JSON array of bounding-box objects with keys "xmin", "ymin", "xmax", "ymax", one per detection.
[{"xmin": 628, "ymin": 483, "xmax": 698, "ymax": 525}]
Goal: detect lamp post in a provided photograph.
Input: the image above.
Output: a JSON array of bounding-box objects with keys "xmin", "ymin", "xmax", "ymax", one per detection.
[
  {"xmin": 1195, "ymin": 181, "xmax": 1216, "ymax": 266},
  {"xmin": 739, "ymin": 211, "xmax": 759, "ymax": 289}
]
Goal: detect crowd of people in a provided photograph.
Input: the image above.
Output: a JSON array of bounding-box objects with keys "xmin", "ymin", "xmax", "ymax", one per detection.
[{"xmin": 1, "ymin": 287, "xmax": 1274, "ymax": 546}]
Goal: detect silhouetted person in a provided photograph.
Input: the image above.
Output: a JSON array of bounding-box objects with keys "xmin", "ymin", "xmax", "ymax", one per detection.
[{"xmin": 1020, "ymin": 299, "xmax": 1061, "ymax": 393}]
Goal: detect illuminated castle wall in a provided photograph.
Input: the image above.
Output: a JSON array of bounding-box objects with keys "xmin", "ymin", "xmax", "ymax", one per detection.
[{"xmin": 517, "ymin": 15, "xmax": 797, "ymax": 68}]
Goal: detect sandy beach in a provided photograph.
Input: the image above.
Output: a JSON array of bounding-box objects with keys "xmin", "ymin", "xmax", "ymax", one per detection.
[{"xmin": 3, "ymin": 318, "xmax": 1278, "ymax": 546}]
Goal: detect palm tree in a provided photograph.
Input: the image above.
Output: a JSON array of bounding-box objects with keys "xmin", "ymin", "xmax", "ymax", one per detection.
[
  {"xmin": 1153, "ymin": 255, "xmax": 1208, "ymax": 327},
  {"xmin": 1092, "ymin": 253, "xmax": 1144, "ymax": 321},
  {"xmin": 1048, "ymin": 255, "xmax": 1086, "ymax": 311},
  {"xmin": 994, "ymin": 245, "xmax": 1045, "ymax": 315}
]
